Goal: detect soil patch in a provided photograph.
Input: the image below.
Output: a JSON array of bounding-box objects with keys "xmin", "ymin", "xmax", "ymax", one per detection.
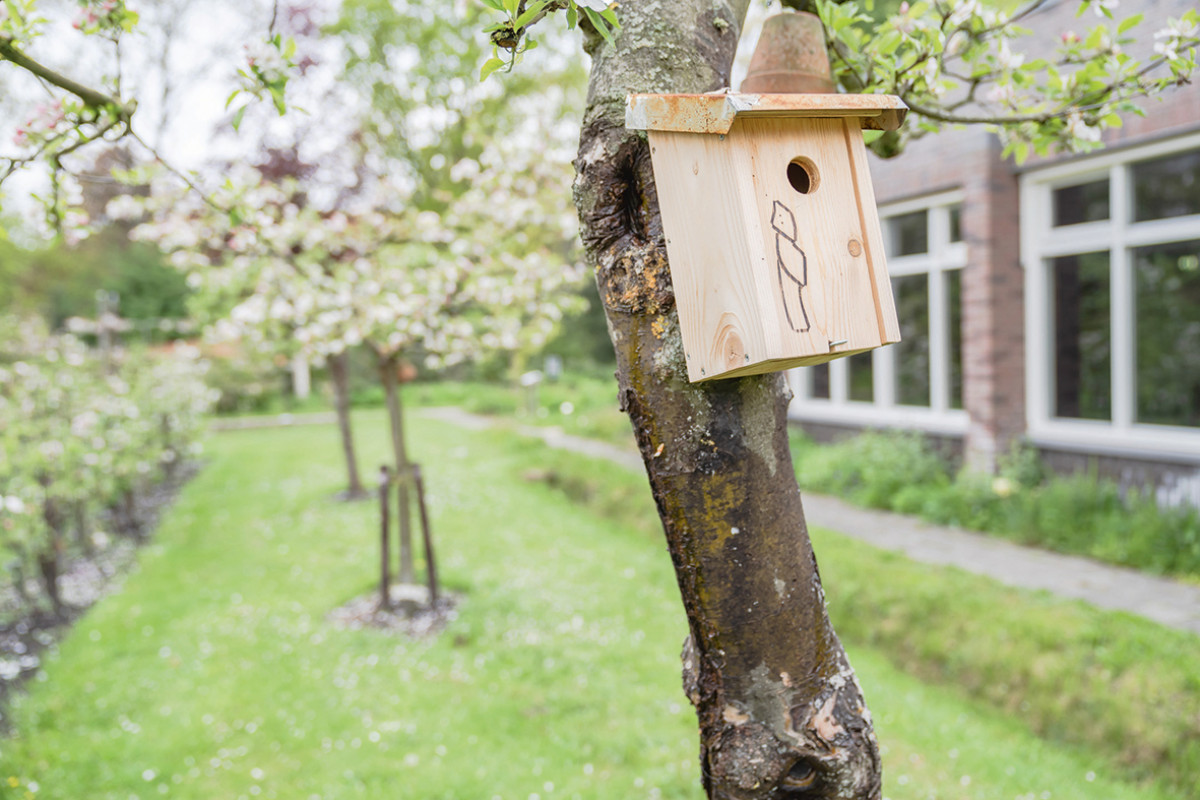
[{"xmin": 329, "ymin": 583, "xmax": 459, "ymax": 638}]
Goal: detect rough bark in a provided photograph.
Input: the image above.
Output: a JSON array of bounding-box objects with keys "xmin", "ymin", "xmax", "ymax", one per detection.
[
  {"xmin": 378, "ymin": 352, "xmax": 415, "ymax": 584},
  {"xmin": 573, "ymin": 5, "xmax": 882, "ymax": 798},
  {"xmin": 330, "ymin": 351, "xmax": 368, "ymax": 499}
]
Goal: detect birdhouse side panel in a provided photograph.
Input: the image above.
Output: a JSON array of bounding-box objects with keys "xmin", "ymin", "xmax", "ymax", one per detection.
[
  {"xmin": 843, "ymin": 121, "xmax": 901, "ymax": 345},
  {"xmin": 647, "ymin": 130, "xmax": 773, "ymax": 382},
  {"xmin": 740, "ymin": 116, "xmax": 898, "ymax": 361}
]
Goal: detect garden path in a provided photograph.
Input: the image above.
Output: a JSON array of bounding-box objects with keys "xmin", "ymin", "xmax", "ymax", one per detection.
[{"xmin": 423, "ymin": 406, "xmax": 1200, "ymax": 635}]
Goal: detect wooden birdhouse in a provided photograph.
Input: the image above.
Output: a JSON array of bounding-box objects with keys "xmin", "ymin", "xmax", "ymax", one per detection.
[{"xmin": 626, "ymin": 92, "xmax": 907, "ymax": 382}]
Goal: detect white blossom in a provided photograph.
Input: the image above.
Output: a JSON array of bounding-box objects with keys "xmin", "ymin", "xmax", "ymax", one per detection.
[
  {"xmin": 245, "ymin": 39, "xmax": 287, "ymax": 83},
  {"xmin": 1065, "ymin": 112, "xmax": 1102, "ymax": 146},
  {"xmin": 996, "ymin": 40, "xmax": 1025, "ymax": 71}
]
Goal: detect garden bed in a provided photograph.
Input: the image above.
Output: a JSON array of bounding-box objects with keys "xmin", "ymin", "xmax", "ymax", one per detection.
[{"xmin": 0, "ymin": 463, "xmax": 198, "ymax": 716}]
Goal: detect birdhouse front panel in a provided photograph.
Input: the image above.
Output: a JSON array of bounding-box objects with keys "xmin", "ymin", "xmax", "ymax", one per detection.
[
  {"xmin": 741, "ymin": 116, "xmax": 899, "ymax": 364},
  {"xmin": 628, "ymin": 92, "xmax": 905, "ymax": 383}
]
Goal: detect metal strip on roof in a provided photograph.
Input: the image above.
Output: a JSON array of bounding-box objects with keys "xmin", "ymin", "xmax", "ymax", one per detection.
[{"xmin": 626, "ymin": 92, "xmax": 907, "ymax": 135}]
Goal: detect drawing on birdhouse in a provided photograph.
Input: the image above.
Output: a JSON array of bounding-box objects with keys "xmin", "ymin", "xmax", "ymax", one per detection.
[{"xmin": 626, "ymin": 92, "xmax": 907, "ymax": 383}]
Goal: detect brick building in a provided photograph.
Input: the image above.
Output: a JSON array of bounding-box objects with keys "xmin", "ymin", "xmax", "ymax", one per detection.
[{"xmin": 784, "ymin": 0, "xmax": 1200, "ymax": 503}]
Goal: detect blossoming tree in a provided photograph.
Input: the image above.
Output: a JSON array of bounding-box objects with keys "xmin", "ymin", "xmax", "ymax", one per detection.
[
  {"xmin": 123, "ymin": 0, "xmax": 591, "ymax": 591},
  {"xmin": 0, "ymin": 314, "xmax": 214, "ymax": 620},
  {"xmin": 134, "ymin": 113, "xmax": 585, "ymax": 587}
]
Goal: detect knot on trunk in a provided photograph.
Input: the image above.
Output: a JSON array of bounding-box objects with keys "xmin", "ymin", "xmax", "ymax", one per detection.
[
  {"xmin": 706, "ymin": 717, "xmax": 792, "ymax": 799},
  {"xmin": 706, "ymin": 711, "xmax": 882, "ymax": 800},
  {"xmin": 693, "ymin": 654, "xmax": 882, "ymax": 800},
  {"xmin": 576, "ymin": 124, "xmax": 671, "ymax": 316},
  {"xmin": 597, "ymin": 240, "xmax": 674, "ymax": 315}
]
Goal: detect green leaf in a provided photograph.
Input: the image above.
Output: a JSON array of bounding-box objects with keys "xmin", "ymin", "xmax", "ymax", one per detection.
[
  {"xmin": 269, "ymin": 84, "xmax": 287, "ymax": 114},
  {"xmin": 232, "ymin": 104, "xmax": 247, "ymax": 131},
  {"xmin": 1117, "ymin": 13, "xmax": 1142, "ymax": 34},
  {"xmin": 224, "ymin": 89, "xmax": 241, "ymax": 110},
  {"xmin": 566, "ymin": 3, "xmax": 577, "ymax": 29},
  {"xmin": 514, "ymin": 0, "xmax": 549, "ymax": 29},
  {"xmin": 582, "ymin": 6, "xmax": 614, "ymax": 44},
  {"xmin": 479, "ymin": 56, "xmax": 506, "ymax": 81},
  {"xmin": 478, "ymin": 0, "xmax": 504, "ymax": 9}
]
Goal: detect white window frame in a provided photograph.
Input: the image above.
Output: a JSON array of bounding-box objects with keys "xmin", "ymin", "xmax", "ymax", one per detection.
[
  {"xmin": 1021, "ymin": 132, "xmax": 1200, "ymax": 463},
  {"xmin": 788, "ymin": 190, "xmax": 969, "ymax": 436}
]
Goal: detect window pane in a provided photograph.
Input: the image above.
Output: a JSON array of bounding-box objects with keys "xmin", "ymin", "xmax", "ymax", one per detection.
[
  {"xmin": 947, "ymin": 269, "xmax": 964, "ymax": 410},
  {"xmin": 948, "ymin": 204, "xmax": 963, "ymax": 243},
  {"xmin": 1053, "ymin": 179, "xmax": 1110, "ymax": 226},
  {"xmin": 1135, "ymin": 239, "xmax": 1200, "ymax": 427},
  {"xmin": 887, "ymin": 210, "xmax": 928, "ymax": 256},
  {"xmin": 1052, "ymin": 252, "xmax": 1111, "ymax": 420},
  {"xmin": 894, "ymin": 274, "xmax": 931, "ymax": 406},
  {"xmin": 848, "ymin": 353, "xmax": 874, "ymax": 402},
  {"xmin": 809, "ymin": 363, "xmax": 830, "ymax": 399},
  {"xmin": 1132, "ymin": 150, "xmax": 1200, "ymax": 221}
]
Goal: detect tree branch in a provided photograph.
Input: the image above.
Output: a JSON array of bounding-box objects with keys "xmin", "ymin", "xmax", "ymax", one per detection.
[{"xmin": 0, "ymin": 39, "xmax": 134, "ymax": 117}]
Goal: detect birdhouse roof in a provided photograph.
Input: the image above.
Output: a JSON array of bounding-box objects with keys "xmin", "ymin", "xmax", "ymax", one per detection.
[{"xmin": 626, "ymin": 92, "xmax": 907, "ymax": 135}]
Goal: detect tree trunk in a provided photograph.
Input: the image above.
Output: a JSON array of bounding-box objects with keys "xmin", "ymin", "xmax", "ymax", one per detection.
[
  {"xmin": 379, "ymin": 352, "xmax": 415, "ymax": 584},
  {"xmin": 330, "ymin": 351, "xmax": 367, "ymax": 499},
  {"xmin": 73, "ymin": 500, "xmax": 94, "ymax": 556},
  {"xmin": 573, "ymin": 6, "xmax": 882, "ymax": 799},
  {"xmin": 40, "ymin": 499, "xmax": 66, "ymax": 618},
  {"xmin": 379, "ymin": 465, "xmax": 392, "ymax": 609},
  {"xmin": 122, "ymin": 488, "xmax": 140, "ymax": 539}
]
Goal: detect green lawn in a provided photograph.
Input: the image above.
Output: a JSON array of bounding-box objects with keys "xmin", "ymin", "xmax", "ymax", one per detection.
[{"xmin": 0, "ymin": 411, "xmax": 1190, "ymax": 799}]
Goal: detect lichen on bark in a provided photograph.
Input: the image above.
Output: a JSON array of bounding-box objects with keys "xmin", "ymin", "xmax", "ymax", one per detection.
[{"xmin": 573, "ymin": 3, "xmax": 882, "ymax": 798}]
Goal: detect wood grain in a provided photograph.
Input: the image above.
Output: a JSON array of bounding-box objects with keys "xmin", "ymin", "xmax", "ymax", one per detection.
[{"xmin": 647, "ymin": 115, "xmax": 900, "ymax": 382}]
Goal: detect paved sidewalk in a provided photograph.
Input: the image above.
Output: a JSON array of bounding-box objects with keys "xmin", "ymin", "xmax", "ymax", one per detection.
[{"xmin": 424, "ymin": 406, "xmax": 1200, "ymax": 635}]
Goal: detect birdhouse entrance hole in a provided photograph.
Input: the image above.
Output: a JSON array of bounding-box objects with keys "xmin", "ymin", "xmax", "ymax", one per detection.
[{"xmin": 787, "ymin": 157, "xmax": 818, "ymax": 195}]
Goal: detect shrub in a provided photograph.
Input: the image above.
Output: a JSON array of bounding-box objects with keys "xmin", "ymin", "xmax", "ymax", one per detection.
[
  {"xmin": 203, "ymin": 351, "xmax": 289, "ymax": 415},
  {"xmin": 791, "ymin": 428, "xmax": 1200, "ymax": 579},
  {"xmin": 795, "ymin": 430, "xmax": 950, "ymax": 508}
]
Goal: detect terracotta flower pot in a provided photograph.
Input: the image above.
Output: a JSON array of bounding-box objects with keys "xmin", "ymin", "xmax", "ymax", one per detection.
[{"xmin": 740, "ymin": 12, "xmax": 835, "ymax": 94}]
